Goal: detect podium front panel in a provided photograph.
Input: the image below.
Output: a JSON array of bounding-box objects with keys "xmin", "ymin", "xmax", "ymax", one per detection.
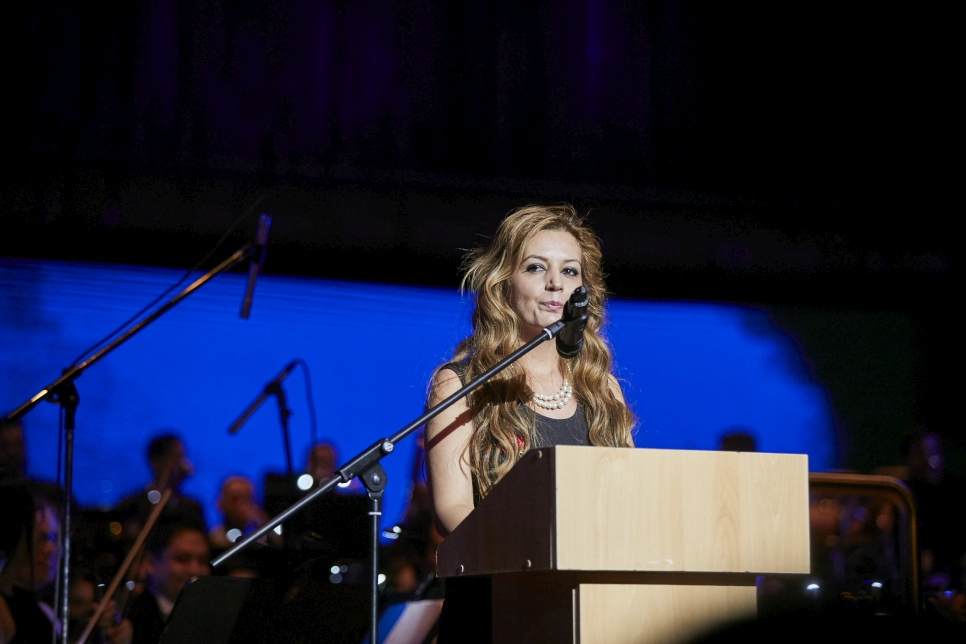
[{"xmin": 554, "ymin": 447, "xmax": 810, "ymax": 574}]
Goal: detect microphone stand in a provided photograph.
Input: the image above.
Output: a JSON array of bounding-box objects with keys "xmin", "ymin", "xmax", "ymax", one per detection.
[
  {"xmin": 2, "ymin": 237, "xmax": 266, "ymax": 644},
  {"xmin": 212, "ymin": 316, "xmax": 574, "ymax": 644},
  {"xmin": 227, "ymin": 361, "xmax": 297, "ymax": 477},
  {"xmin": 271, "ymin": 382, "xmax": 294, "ymax": 477}
]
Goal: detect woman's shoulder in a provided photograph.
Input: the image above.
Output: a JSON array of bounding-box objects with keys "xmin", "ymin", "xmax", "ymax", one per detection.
[
  {"xmin": 427, "ymin": 361, "xmax": 469, "ymax": 406},
  {"xmin": 438, "ymin": 360, "xmax": 469, "ymax": 384}
]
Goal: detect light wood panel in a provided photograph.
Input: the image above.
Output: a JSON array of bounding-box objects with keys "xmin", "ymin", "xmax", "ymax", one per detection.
[
  {"xmin": 553, "ymin": 447, "xmax": 810, "ymax": 573},
  {"xmin": 578, "ymin": 582, "xmax": 757, "ymax": 643}
]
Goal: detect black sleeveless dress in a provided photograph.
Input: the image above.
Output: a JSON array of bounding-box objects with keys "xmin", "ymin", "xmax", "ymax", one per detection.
[{"xmin": 435, "ymin": 363, "xmax": 590, "ymax": 643}]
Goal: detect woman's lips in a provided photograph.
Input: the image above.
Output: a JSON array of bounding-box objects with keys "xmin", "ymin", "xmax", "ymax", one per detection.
[{"xmin": 542, "ymin": 301, "xmax": 563, "ymax": 311}]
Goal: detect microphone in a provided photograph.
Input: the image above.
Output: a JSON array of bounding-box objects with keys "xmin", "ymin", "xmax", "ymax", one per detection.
[
  {"xmin": 240, "ymin": 213, "xmax": 271, "ymax": 319},
  {"xmin": 227, "ymin": 360, "xmax": 299, "ymax": 435},
  {"xmin": 556, "ymin": 286, "xmax": 589, "ymax": 358}
]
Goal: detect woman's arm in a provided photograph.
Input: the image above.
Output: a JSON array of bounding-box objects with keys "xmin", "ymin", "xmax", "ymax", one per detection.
[{"xmin": 424, "ymin": 368, "xmax": 477, "ymax": 538}]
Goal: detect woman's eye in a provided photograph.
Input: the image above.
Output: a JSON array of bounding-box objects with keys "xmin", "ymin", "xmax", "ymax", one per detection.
[
  {"xmin": 563, "ymin": 267, "xmax": 580, "ymax": 277},
  {"xmin": 525, "ymin": 264, "xmax": 545, "ymax": 273}
]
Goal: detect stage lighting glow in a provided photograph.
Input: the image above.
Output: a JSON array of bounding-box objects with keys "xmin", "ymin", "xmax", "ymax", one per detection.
[{"xmin": 297, "ymin": 474, "xmax": 314, "ymax": 490}]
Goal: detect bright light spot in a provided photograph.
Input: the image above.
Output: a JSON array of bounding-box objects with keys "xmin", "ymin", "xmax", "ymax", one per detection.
[
  {"xmin": 125, "ymin": 581, "xmax": 136, "ymax": 591},
  {"xmin": 871, "ymin": 582, "xmax": 882, "ymax": 588},
  {"xmin": 337, "ymin": 480, "xmax": 351, "ymax": 488},
  {"xmin": 329, "ymin": 573, "xmax": 342, "ymax": 584},
  {"xmin": 226, "ymin": 529, "xmax": 242, "ymax": 543},
  {"xmin": 330, "ymin": 565, "xmax": 340, "ymax": 574},
  {"xmin": 807, "ymin": 583, "xmax": 820, "ymax": 591},
  {"xmin": 147, "ymin": 490, "xmax": 161, "ymax": 504},
  {"xmin": 393, "ymin": 526, "xmax": 401, "ymax": 533},
  {"xmin": 377, "ymin": 574, "xmax": 386, "ymax": 584},
  {"xmin": 274, "ymin": 525, "xmax": 283, "ymax": 535},
  {"xmin": 297, "ymin": 474, "xmax": 314, "ymax": 491}
]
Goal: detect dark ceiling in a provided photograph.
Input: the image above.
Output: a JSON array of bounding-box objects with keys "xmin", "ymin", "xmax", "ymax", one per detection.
[{"xmin": 3, "ymin": 2, "xmax": 955, "ymax": 301}]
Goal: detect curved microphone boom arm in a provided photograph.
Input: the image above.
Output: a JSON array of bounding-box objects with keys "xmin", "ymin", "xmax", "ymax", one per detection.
[{"xmin": 2, "ymin": 220, "xmax": 271, "ymax": 644}]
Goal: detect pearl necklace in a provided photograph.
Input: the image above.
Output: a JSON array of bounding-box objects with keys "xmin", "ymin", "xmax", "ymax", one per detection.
[{"xmin": 530, "ymin": 379, "xmax": 573, "ymax": 410}]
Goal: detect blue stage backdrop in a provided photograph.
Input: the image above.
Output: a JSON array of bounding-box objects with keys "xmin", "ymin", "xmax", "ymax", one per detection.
[{"xmin": 1, "ymin": 258, "xmax": 834, "ymax": 533}]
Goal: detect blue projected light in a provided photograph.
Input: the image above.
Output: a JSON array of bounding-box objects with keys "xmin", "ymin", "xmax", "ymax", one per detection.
[{"xmin": 0, "ymin": 259, "xmax": 833, "ymax": 532}]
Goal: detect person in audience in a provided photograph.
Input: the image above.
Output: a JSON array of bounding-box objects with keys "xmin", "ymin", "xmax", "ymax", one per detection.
[
  {"xmin": 0, "ymin": 417, "xmax": 71, "ymax": 516},
  {"xmin": 301, "ymin": 441, "xmax": 361, "ymax": 493},
  {"xmin": 66, "ymin": 566, "xmax": 133, "ymax": 644},
  {"xmin": 208, "ymin": 475, "xmax": 280, "ymax": 550},
  {"xmin": 0, "ymin": 419, "xmax": 26, "ymax": 482},
  {"xmin": 304, "ymin": 442, "xmax": 337, "ymax": 484},
  {"xmin": 900, "ymin": 430, "xmax": 966, "ymax": 598},
  {"xmin": 127, "ymin": 520, "xmax": 210, "ymax": 644},
  {"xmin": 1, "ymin": 484, "xmax": 62, "ymax": 642},
  {"xmin": 115, "ymin": 433, "xmax": 206, "ymax": 541}
]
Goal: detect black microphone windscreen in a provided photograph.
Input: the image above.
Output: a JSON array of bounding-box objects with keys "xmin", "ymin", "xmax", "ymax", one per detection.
[
  {"xmin": 556, "ymin": 286, "xmax": 588, "ymax": 358},
  {"xmin": 240, "ymin": 213, "xmax": 271, "ymax": 319}
]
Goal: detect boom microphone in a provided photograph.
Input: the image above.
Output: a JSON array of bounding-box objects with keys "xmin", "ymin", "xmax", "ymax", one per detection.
[
  {"xmin": 239, "ymin": 213, "xmax": 271, "ymax": 319},
  {"xmin": 556, "ymin": 285, "xmax": 588, "ymax": 358},
  {"xmin": 227, "ymin": 360, "xmax": 298, "ymax": 435}
]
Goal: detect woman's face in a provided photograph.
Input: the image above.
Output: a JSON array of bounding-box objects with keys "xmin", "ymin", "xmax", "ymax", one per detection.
[
  {"xmin": 507, "ymin": 229, "xmax": 583, "ymax": 337},
  {"xmin": 33, "ymin": 505, "xmax": 59, "ymax": 589}
]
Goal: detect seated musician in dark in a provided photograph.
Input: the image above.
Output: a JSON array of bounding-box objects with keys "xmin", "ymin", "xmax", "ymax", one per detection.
[
  {"xmin": 2, "ymin": 483, "xmax": 55, "ymax": 643},
  {"xmin": 115, "ymin": 434, "xmax": 206, "ymax": 542},
  {"xmin": 127, "ymin": 520, "xmax": 210, "ymax": 644},
  {"xmin": 1, "ymin": 484, "xmax": 117, "ymax": 643},
  {"xmin": 424, "ymin": 204, "xmax": 635, "ymax": 642}
]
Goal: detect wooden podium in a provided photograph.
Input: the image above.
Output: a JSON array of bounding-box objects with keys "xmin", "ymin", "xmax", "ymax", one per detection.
[{"xmin": 436, "ymin": 446, "xmax": 810, "ymax": 643}]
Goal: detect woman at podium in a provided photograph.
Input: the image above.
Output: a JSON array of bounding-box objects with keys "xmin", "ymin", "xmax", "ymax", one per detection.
[{"xmin": 425, "ymin": 204, "xmax": 634, "ymax": 642}]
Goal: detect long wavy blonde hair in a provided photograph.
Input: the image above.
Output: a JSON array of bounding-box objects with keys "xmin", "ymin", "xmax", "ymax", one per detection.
[{"xmin": 433, "ymin": 204, "xmax": 635, "ymax": 499}]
